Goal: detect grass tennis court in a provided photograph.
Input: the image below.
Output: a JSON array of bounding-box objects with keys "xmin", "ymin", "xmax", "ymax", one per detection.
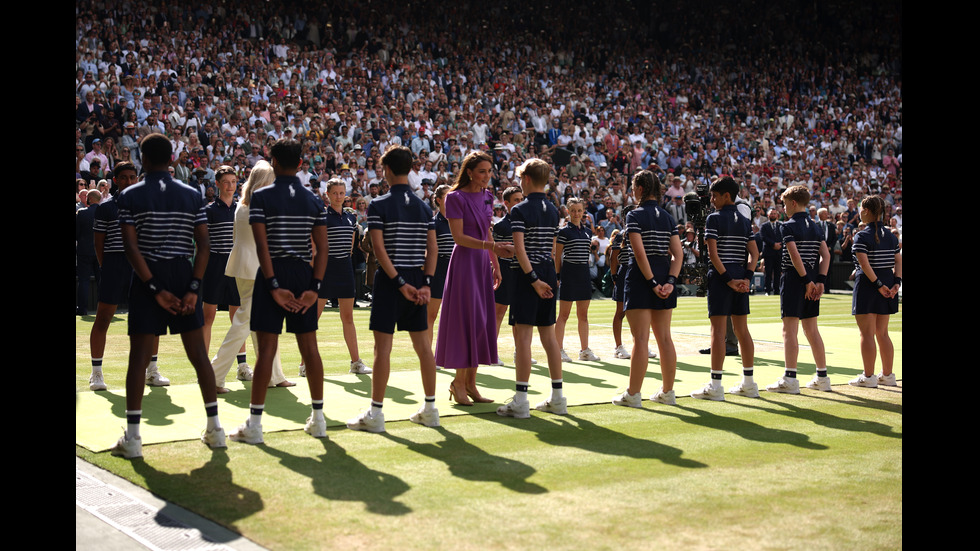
[{"xmin": 76, "ymin": 294, "xmax": 902, "ymax": 550}]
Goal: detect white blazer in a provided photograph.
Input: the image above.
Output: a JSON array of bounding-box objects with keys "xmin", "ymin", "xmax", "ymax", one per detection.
[{"xmin": 224, "ymin": 203, "xmax": 261, "ymax": 279}]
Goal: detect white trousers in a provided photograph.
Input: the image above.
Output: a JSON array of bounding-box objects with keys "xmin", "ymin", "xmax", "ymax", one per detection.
[{"xmin": 212, "ymin": 277, "xmax": 288, "ymax": 386}]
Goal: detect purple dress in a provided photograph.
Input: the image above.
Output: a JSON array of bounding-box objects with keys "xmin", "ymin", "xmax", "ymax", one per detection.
[{"xmin": 435, "ymin": 189, "xmax": 499, "ymax": 368}]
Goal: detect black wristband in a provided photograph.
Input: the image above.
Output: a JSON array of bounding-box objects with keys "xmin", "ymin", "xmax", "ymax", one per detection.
[
  {"xmin": 719, "ymin": 271, "xmax": 732, "ymax": 283},
  {"xmin": 310, "ymin": 278, "xmax": 322, "ymax": 292},
  {"xmin": 666, "ymin": 275, "xmax": 677, "ymax": 286},
  {"xmin": 395, "ymin": 275, "xmax": 407, "ymax": 288},
  {"xmin": 264, "ymin": 276, "xmax": 280, "ymax": 292},
  {"xmin": 804, "ymin": 272, "xmax": 814, "ymax": 284},
  {"xmin": 815, "ymin": 273, "xmax": 826, "ymax": 285},
  {"xmin": 556, "ymin": 272, "xmax": 561, "ymax": 282},
  {"xmin": 186, "ymin": 277, "xmax": 202, "ymax": 294},
  {"xmin": 647, "ymin": 277, "xmax": 659, "ymax": 290},
  {"xmin": 873, "ymin": 278, "xmax": 884, "ymax": 289},
  {"xmin": 145, "ymin": 277, "xmax": 163, "ymax": 295},
  {"xmin": 527, "ymin": 270, "xmax": 539, "ymax": 283},
  {"xmin": 423, "ymin": 274, "xmax": 433, "ymax": 288},
  {"xmin": 894, "ymin": 277, "xmax": 902, "ymax": 286}
]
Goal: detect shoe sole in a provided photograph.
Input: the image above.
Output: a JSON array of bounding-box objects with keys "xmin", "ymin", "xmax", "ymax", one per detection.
[
  {"xmin": 410, "ymin": 416, "xmax": 440, "ymax": 427},
  {"xmin": 767, "ymin": 388, "xmax": 800, "ymax": 394},
  {"xmin": 612, "ymin": 399, "xmax": 642, "ymax": 408},
  {"xmin": 496, "ymin": 409, "xmax": 531, "ymax": 419},
  {"xmin": 691, "ymin": 393, "xmax": 725, "ymax": 401},
  {"xmin": 729, "ymin": 391, "xmax": 761, "ymax": 398},
  {"xmin": 347, "ymin": 423, "xmax": 385, "ymax": 433},
  {"xmin": 229, "ymin": 431, "xmax": 263, "ymax": 444},
  {"xmin": 146, "ymin": 380, "xmax": 170, "ymax": 387}
]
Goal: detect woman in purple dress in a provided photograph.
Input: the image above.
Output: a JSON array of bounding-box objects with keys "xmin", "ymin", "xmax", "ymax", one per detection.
[{"xmin": 435, "ymin": 151, "xmax": 514, "ymax": 405}]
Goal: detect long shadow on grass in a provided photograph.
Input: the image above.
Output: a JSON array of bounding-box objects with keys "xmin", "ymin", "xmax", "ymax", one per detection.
[
  {"xmin": 98, "ymin": 388, "xmax": 185, "ymax": 427},
  {"xmin": 649, "ymin": 404, "xmax": 829, "ymax": 449},
  {"xmin": 130, "ymin": 450, "xmax": 263, "ymax": 537},
  {"xmin": 324, "ymin": 377, "xmax": 417, "ymax": 405},
  {"xmin": 382, "ymin": 428, "xmax": 548, "ymax": 494},
  {"xmin": 218, "ymin": 383, "xmax": 310, "ymax": 425},
  {"xmin": 482, "ymin": 413, "xmax": 706, "ymax": 468},
  {"xmin": 728, "ymin": 392, "xmax": 902, "ymax": 438},
  {"xmin": 260, "ymin": 438, "xmax": 412, "ymax": 515}
]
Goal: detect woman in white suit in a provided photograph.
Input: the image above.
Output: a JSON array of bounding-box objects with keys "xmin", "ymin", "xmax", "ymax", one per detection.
[{"xmin": 212, "ymin": 161, "xmax": 295, "ymax": 392}]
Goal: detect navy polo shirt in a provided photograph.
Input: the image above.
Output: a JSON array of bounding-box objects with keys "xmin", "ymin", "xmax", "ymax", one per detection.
[
  {"xmin": 249, "ymin": 175, "xmax": 327, "ymax": 263},
  {"xmin": 510, "ymin": 192, "xmax": 559, "ymax": 265},
  {"xmin": 93, "ymin": 196, "xmax": 124, "ymax": 254},
  {"xmin": 434, "ymin": 212, "xmax": 455, "ymax": 258},
  {"xmin": 205, "ymin": 198, "xmax": 237, "ymax": 254},
  {"xmin": 705, "ymin": 204, "xmax": 752, "ymax": 270},
  {"xmin": 325, "ymin": 205, "xmax": 358, "ymax": 258},
  {"xmin": 493, "ymin": 214, "xmax": 517, "ymax": 269},
  {"xmin": 117, "ymin": 172, "xmax": 206, "ymax": 261},
  {"xmin": 625, "ymin": 200, "xmax": 677, "ymax": 258},
  {"xmin": 557, "ymin": 222, "xmax": 592, "ymax": 266},
  {"xmin": 366, "ymin": 184, "xmax": 434, "ymax": 268},
  {"xmin": 780, "ymin": 212, "xmax": 823, "ymax": 273}
]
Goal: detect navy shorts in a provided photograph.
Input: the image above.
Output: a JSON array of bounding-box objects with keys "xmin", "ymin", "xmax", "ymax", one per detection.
[
  {"xmin": 320, "ymin": 255, "xmax": 356, "ymax": 299},
  {"xmin": 251, "ymin": 259, "xmax": 319, "ymax": 334},
  {"xmin": 431, "ymin": 256, "xmax": 451, "ymax": 300},
  {"xmin": 369, "ymin": 267, "xmax": 428, "ymax": 334},
  {"xmin": 128, "ymin": 258, "xmax": 204, "ymax": 336},
  {"xmin": 509, "ymin": 261, "xmax": 557, "ymax": 327},
  {"xmin": 624, "ymin": 256, "xmax": 676, "ymax": 311},
  {"xmin": 494, "ymin": 264, "xmax": 518, "ymax": 305},
  {"xmin": 99, "ymin": 253, "xmax": 133, "ymax": 305},
  {"xmin": 558, "ymin": 263, "xmax": 592, "ymax": 302},
  {"xmin": 203, "ymin": 253, "xmax": 241, "ymax": 306},
  {"xmin": 613, "ymin": 265, "xmax": 628, "ymax": 303},
  {"xmin": 780, "ymin": 271, "xmax": 820, "ymax": 319},
  {"xmin": 707, "ymin": 265, "xmax": 751, "ymax": 317},
  {"xmin": 852, "ymin": 272, "xmax": 899, "ymax": 316}
]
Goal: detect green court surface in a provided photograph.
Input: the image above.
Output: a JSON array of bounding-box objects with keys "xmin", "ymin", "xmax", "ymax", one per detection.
[{"xmin": 76, "ymin": 294, "xmax": 902, "ymax": 550}]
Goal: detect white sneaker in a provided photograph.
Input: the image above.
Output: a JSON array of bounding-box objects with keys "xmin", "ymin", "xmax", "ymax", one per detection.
[
  {"xmin": 349, "ymin": 359, "xmax": 373, "ymax": 374},
  {"xmin": 691, "ymin": 383, "xmax": 725, "ymax": 401},
  {"xmin": 489, "ymin": 359, "xmax": 505, "ymax": 366},
  {"xmin": 806, "ymin": 375, "xmax": 833, "ymax": 392},
  {"xmin": 89, "ymin": 371, "xmax": 107, "ymax": 391},
  {"xmin": 579, "ymin": 348, "xmax": 600, "ymax": 361},
  {"xmin": 560, "ymin": 349, "xmax": 572, "ymax": 362},
  {"xmin": 767, "ymin": 377, "xmax": 801, "ymax": 394},
  {"xmin": 614, "ymin": 345, "xmax": 631, "ymax": 359},
  {"xmin": 110, "ymin": 431, "xmax": 142, "ymax": 459},
  {"xmin": 535, "ymin": 397, "xmax": 568, "ymax": 415},
  {"xmin": 236, "ymin": 363, "xmax": 253, "ymax": 381},
  {"xmin": 729, "ymin": 381, "xmax": 760, "ymax": 398},
  {"xmin": 849, "ymin": 374, "xmax": 878, "ymax": 388},
  {"xmin": 877, "ymin": 373, "xmax": 897, "ymax": 386},
  {"xmin": 347, "ymin": 409, "xmax": 385, "ymax": 433},
  {"xmin": 649, "ymin": 388, "xmax": 677, "ymax": 405},
  {"xmin": 305, "ymin": 415, "xmax": 327, "ymax": 438},
  {"xmin": 409, "ymin": 406, "xmax": 441, "ymax": 427},
  {"xmin": 513, "ymin": 354, "xmax": 539, "ymax": 365},
  {"xmin": 298, "ymin": 363, "xmax": 306, "ymax": 377},
  {"xmin": 648, "ymin": 348, "xmax": 658, "ymax": 359},
  {"xmin": 531, "ymin": 357, "xmax": 538, "ymax": 365},
  {"xmin": 496, "ymin": 398, "xmax": 531, "ymax": 419},
  {"xmin": 201, "ymin": 427, "xmax": 227, "ymax": 449},
  {"xmin": 229, "ymin": 419, "xmax": 264, "ymax": 444},
  {"xmin": 612, "ymin": 390, "xmax": 643, "ymax": 408},
  {"xmin": 145, "ymin": 367, "xmax": 171, "ymax": 386}
]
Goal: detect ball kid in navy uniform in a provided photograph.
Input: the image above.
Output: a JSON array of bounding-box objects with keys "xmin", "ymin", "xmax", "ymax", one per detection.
[
  {"xmin": 347, "ymin": 145, "xmax": 440, "ymax": 433},
  {"xmin": 111, "ymin": 134, "xmax": 224, "ymax": 458},
  {"xmin": 497, "ymin": 158, "xmax": 567, "ymax": 419},
  {"xmin": 229, "ymin": 138, "xmax": 330, "ymax": 444},
  {"xmin": 691, "ymin": 176, "xmax": 760, "ymax": 401},
  {"xmin": 307, "ymin": 178, "xmax": 371, "ymax": 376},
  {"xmin": 849, "ymin": 195, "xmax": 901, "ymax": 388},
  {"xmin": 555, "ymin": 197, "xmax": 600, "ymax": 362},
  {"xmin": 613, "ymin": 170, "xmax": 682, "ymax": 408},
  {"xmin": 491, "ymin": 186, "xmax": 526, "ymax": 364},
  {"xmin": 202, "ymin": 165, "xmax": 244, "ymax": 363},
  {"xmin": 767, "ymin": 185, "xmax": 832, "ymax": 395},
  {"xmin": 89, "ymin": 161, "xmax": 168, "ymax": 392}
]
